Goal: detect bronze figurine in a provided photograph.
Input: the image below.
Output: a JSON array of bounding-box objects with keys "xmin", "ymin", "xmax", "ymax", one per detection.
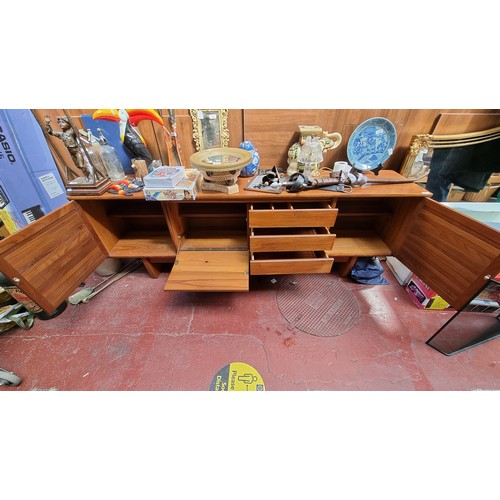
[{"xmin": 45, "ymin": 115, "xmax": 91, "ymax": 180}]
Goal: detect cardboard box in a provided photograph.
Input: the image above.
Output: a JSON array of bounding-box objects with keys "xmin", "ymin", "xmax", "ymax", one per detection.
[
  {"xmin": 143, "ymin": 166, "xmax": 186, "ymax": 188},
  {"xmin": 0, "ymin": 110, "xmax": 67, "ymax": 232},
  {"xmin": 386, "ymin": 256, "xmax": 413, "ymax": 286},
  {"xmin": 144, "ymin": 169, "xmax": 201, "ymax": 201},
  {"xmin": 406, "ymin": 274, "xmax": 451, "ymax": 310}
]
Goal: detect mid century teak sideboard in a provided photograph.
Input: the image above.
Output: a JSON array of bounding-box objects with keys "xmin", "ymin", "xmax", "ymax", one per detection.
[{"xmin": 0, "ymin": 170, "xmax": 498, "ymax": 314}]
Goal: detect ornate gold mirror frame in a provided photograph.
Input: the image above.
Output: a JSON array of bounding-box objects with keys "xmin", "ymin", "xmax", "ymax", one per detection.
[
  {"xmin": 400, "ymin": 125, "xmax": 500, "ymax": 178},
  {"xmin": 189, "ymin": 109, "xmax": 229, "ymax": 151}
]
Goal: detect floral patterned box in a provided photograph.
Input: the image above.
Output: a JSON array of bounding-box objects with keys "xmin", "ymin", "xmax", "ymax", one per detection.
[{"xmin": 143, "ymin": 169, "xmax": 201, "ymax": 201}]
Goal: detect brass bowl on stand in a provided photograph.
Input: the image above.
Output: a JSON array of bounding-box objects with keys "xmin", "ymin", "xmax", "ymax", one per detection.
[{"xmin": 190, "ymin": 147, "xmax": 253, "ymax": 194}]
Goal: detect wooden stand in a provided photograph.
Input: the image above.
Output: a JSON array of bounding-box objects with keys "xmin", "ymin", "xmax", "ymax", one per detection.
[
  {"xmin": 132, "ymin": 159, "xmax": 149, "ymax": 180},
  {"xmin": 201, "ymin": 181, "xmax": 239, "ymax": 194},
  {"xmin": 65, "ymin": 177, "xmax": 112, "ymax": 196}
]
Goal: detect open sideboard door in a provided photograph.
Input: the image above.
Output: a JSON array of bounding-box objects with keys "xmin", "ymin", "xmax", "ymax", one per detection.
[
  {"xmin": 392, "ymin": 198, "xmax": 500, "ymax": 310},
  {"xmin": 0, "ymin": 201, "xmax": 108, "ymax": 313},
  {"xmin": 164, "ymin": 232, "xmax": 249, "ymax": 292},
  {"xmin": 165, "ymin": 248, "xmax": 249, "ymax": 292}
]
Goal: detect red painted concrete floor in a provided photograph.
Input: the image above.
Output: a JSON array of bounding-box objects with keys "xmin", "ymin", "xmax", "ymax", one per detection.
[{"xmin": 1, "ymin": 262, "xmax": 499, "ymax": 391}]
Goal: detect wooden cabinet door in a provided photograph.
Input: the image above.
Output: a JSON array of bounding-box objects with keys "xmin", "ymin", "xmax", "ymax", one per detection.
[
  {"xmin": 0, "ymin": 201, "xmax": 108, "ymax": 313},
  {"xmin": 394, "ymin": 198, "xmax": 500, "ymax": 309},
  {"xmin": 165, "ymin": 250, "xmax": 249, "ymax": 291}
]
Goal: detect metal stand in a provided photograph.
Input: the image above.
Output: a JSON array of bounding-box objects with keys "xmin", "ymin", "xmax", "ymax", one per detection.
[{"xmin": 426, "ymin": 277, "xmax": 500, "ymax": 356}]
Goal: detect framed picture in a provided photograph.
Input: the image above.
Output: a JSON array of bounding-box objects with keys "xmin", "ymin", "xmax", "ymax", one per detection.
[{"xmin": 190, "ymin": 109, "xmax": 229, "ymax": 151}]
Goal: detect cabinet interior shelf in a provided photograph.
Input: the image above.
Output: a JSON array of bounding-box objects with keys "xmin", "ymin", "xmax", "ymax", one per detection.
[
  {"xmin": 336, "ymin": 211, "xmax": 392, "ymax": 217},
  {"xmin": 108, "ymin": 211, "xmax": 165, "ymax": 219},
  {"xmin": 179, "ymin": 203, "xmax": 247, "ymax": 218},
  {"xmin": 181, "ymin": 236, "xmax": 248, "ymax": 250},
  {"xmin": 109, "ymin": 231, "xmax": 176, "ymax": 259},
  {"xmin": 329, "ymin": 231, "xmax": 391, "ymax": 257}
]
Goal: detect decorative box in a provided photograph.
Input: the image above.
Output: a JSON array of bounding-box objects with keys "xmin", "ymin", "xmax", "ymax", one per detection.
[
  {"xmin": 143, "ymin": 166, "xmax": 185, "ymax": 188},
  {"xmin": 406, "ymin": 274, "xmax": 451, "ymax": 310},
  {"xmin": 144, "ymin": 169, "xmax": 201, "ymax": 201}
]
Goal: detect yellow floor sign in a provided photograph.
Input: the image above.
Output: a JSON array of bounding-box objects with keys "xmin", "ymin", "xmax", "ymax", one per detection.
[{"xmin": 210, "ymin": 362, "xmax": 265, "ymax": 391}]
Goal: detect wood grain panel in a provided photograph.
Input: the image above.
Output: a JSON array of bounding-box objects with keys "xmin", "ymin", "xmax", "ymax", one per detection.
[
  {"xmin": 33, "ymin": 108, "xmax": 273, "ymax": 174},
  {"xmin": 0, "ymin": 202, "xmax": 107, "ymax": 312},
  {"xmin": 32, "ymin": 109, "xmax": 84, "ymax": 181},
  {"xmin": 180, "ymin": 236, "xmax": 248, "ymax": 250},
  {"xmin": 249, "ymin": 205, "xmax": 337, "ymax": 228},
  {"xmin": 34, "ymin": 109, "xmax": 500, "ymax": 179},
  {"xmin": 75, "ymin": 199, "xmax": 121, "ymax": 253},
  {"xmin": 250, "ymin": 229, "xmax": 335, "ymax": 252},
  {"xmin": 165, "ymin": 250, "xmax": 249, "ymax": 291},
  {"xmin": 432, "ymin": 112, "xmax": 500, "ymax": 134},
  {"xmin": 163, "ymin": 202, "xmax": 185, "ymax": 250},
  {"xmin": 109, "ymin": 231, "xmax": 176, "ymax": 258},
  {"xmin": 394, "ymin": 198, "xmax": 500, "ymax": 309},
  {"xmin": 250, "ymin": 251, "xmax": 333, "ymax": 275},
  {"xmin": 328, "ymin": 232, "xmax": 391, "ymax": 257},
  {"xmin": 242, "ymin": 109, "xmax": 500, "ymax": 171}
]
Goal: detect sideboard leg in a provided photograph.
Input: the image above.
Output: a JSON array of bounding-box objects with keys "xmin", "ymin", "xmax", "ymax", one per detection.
[
  {"xmin": 142, "ymin": 258, "xmax": 162, "ymax": 279},
  {"xmin": 335, "ymin": 257, "xmax": 357, "ymax": 277}
]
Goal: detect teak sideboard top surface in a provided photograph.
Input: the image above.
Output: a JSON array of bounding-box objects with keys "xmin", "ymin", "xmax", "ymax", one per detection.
[
  {"xmin": 66, "ymin": 170, "xmax": 429, "ymax": 201},
  {"xmin": 1, "ymin": 170, "xmax": 499, "ymax": 314}
]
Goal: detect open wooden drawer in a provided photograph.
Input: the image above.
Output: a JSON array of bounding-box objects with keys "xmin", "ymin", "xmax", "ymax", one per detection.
[
  {"xmin": 248, "ymin": 201, "xmax": 336, "ymax": 276},
  {"xmin": 250, "ymin": 250, "xmax": 333, "ymax": 275},
  {"xmin": 248, "ymin": 202, "xmax": 338, "ymax": 228},
  {"xmin": 250, "ymin": 227, "xmax": 335, "ymax": 252}
]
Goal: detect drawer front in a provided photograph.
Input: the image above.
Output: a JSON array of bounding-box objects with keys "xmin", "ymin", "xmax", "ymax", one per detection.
[
  {"xmin": 250, "ymin": 228, "xmax": 335, "ymax": 252},
  {"xmin": 249, "ymin": 203, "xmax": 338, "ymax": 228},
  {"xmin": 250, "ymin": 251, "xmax": 333, "ymax": 275}
]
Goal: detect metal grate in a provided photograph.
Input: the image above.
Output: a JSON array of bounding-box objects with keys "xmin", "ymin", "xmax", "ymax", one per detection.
[{"xmin": 276, "ymin": 274, "xmax": 361, "ymax": 337}]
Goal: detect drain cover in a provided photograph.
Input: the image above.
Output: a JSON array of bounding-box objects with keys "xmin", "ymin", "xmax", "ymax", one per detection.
[{"xmin": 276, "ymin": 274, "xmax": 361, "ymax": 337}]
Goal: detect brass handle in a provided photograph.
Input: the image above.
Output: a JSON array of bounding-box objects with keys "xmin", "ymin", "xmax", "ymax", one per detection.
[{"xmin": 12, "ymin": 277, "xmax": 20, "ymax": 284}]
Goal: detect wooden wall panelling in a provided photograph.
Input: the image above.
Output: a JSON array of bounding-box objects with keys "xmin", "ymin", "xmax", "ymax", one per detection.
[
  {"xmin": 175, "ymin": 110, "xmax": 196, "ymax": 165},
  {"xmin": 432, "ymin": 111, "xmax": 500, "ymax": 134},
  {"xmin": 137, "ymin": 120, "xmax": 163, "ymax": 164},
  {"xmin": 152, "ymin": 109, "xmax": 244, "ymax": 167},
  {"xmin": 34, "ymin": 109, "xmax": 500, "ymax": 176},
  {"xmin": 242, "ymin": 109, "xmax": 324, "ymax": 169},
  {"xmin": 242, "ymin": 109, "xmax": 500, "ymax": 171},
  {"xmin": 74, "ymin": 109, "xmax": 165, "ymax": 164},
  {"xmin": 78, "ymin": 108, "xmax": 165, "ymax": 165},
  {"xmin": 152, "ymin": 110, "xmax": 177, "ymax": 166},
  {"xmin": 32, "ymin": 109, "xmax": 87, "ymax": 181},
  {"xmin": 76, "ymin": 199, "xmax": 121, "ymax": 254},
  {"xmin": 33, "ymin": 109, "xmax": 245, "ymax": 174},
  {"xmin": 227, "ymin": 109, "xmax": 244, "ymax": 147},
  {"xmin": 34, "ymin": 109, "xmax": 167, "ymax": 172}
]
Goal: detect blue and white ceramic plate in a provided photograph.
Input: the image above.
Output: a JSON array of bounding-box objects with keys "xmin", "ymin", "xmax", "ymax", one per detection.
[{"xmin": 347, "ymin": 117, "xmax": 397, "ymax": 170}]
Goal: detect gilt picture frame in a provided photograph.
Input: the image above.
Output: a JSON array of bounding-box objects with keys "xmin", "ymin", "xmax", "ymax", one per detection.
[
  {"xmin": 400, "ymin": 125, "xmax": 500, "ymax": 178},
  {"xmin": 190, "ymin": 109, "xmax": 229, "ymax": 151}
]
